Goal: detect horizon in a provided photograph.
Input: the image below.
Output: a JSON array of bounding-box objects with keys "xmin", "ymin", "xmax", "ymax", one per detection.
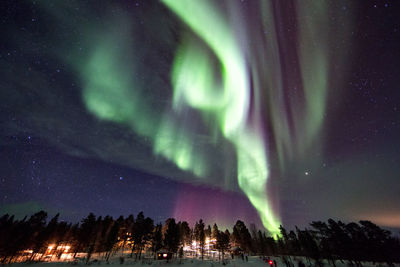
[{"xmin": 2, "ymin": 209, "xmax": 400, "ymax": 238}]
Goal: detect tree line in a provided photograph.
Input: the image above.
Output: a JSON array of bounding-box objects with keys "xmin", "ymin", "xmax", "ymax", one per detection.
[{"xmin": 0, "ymin": 211, "xmax": 399, "ymax": 265}]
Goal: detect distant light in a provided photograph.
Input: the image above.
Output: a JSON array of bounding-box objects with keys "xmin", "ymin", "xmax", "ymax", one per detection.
[
  {"xmin": 269, "ymin": 260, "xmax": 273, "ymax": 265},
  {"xmin": 119, "ymin": 176, "xmax": 123, "ymax": 180},
  {"xmin": 163, "ymin": 253, "xmax": 168, "ymax": 257},
  {"xmin": 305, "ymin": 171, "xmax": 309, "ymax": 176},
  {"xmin": 60, "ymin": 254, "xmax": 72, "ymax": 260}
]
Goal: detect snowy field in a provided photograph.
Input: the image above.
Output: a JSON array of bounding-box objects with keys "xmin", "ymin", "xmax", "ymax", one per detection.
[{"xmin": 6, "ymin": 256, "xmax": 399, "ymax": 267}]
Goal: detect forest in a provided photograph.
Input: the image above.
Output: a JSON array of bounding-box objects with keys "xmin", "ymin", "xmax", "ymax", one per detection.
[{"xmin": 0, "ymin": 211, "xmax": 399, "ymax": 265}]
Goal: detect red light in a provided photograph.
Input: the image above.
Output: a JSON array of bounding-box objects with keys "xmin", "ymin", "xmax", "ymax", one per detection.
[{"xmin": 269, "ymin": 260, "xmax": 273, "ymax": 265}]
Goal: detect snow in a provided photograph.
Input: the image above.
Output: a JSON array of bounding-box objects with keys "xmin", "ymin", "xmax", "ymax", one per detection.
[{"xmin": 7, "ymin": 256, "xmax": 400, "ymax": 267}]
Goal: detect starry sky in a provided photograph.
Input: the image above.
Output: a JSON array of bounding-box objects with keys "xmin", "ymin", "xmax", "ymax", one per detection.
[{"xmin": 0, "ymin": 0, "xmax": 399, "ymax": 233}]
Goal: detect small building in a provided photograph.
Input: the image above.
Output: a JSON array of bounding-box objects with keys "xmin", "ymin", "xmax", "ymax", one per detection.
[
  {"xmin": 156, "ymin": 249, "xmax": 173, "ymax": 260},
  {"xmin": 231, "ymin": 246, "xmax": 243, "ymax": 255}
]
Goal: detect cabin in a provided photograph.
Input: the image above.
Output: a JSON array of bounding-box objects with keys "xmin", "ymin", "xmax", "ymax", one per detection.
[
  {"xmin": 156, "ymin": 249, "xmax": 173, "ymax": 260},
  {"xmin": 231, "ymin": 246, "xmax": 244, "ymax": 255}
]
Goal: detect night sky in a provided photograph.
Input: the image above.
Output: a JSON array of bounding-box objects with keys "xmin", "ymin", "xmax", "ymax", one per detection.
[{"xmin": 1, "ymin": 0, "xmax": 399, "ymax": 234}]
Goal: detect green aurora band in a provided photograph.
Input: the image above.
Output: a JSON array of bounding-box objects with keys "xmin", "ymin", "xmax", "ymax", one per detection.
[
  {"xmin": 78, "ymin": 0, "xmax": 281, "ymax": 233},
  {"xmin": 66, "ymin": 0, "xmax": 349, "ymax": 235},
  {"xmin": 161, "ymin": 0, "xmax": 279, "ymax": 234}
]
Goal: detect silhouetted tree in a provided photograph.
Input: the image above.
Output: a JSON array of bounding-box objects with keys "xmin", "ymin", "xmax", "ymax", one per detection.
[
  {"xmin": 151, "ymin": 224, "xmax": 163, "ymax": 256},
  {"xmin": 194, "ymin": 219, "xmax": 205, "ymax": 259},
  {"xmin": 131, "ymin": 212, "xmax": 153, "ymax": 260},
  {"xmin": 265, "ymin": 235, "xmax": 277, "ymax": 256},
  {"xmin": 104, "ymin": 221, "xmax": 120, "ymax": 262},
  {"xmin": 232, "ymin": 220, "xmax": 252, "ymax": 252},
  {"xmin": 27, "ymin": 211, "xmax": 48, "ymax": 261},
  {"xmin": 216, "ymin": 230, "xmax": 230, "ymax": 261},
  {"xmin": 179, "ymin": 221, "xmax": 191, "ymax": 248},
  {"xmin": 256, "ymin": 230, "xmax": 266, "ymax": 256},
  {"xmin": 0, "ymin": 211, "xmax": 399, "ymax": 265},
  {"xmin": 205, "ymin": 225, "xmax": 212, "ymax": 239},
  {"xmin": 212, "ymin": 223, "xmax": 219, "ymax": 240},
  {"xmin": 78, "ymin": 213, "xmax": 97, "ymax": 263},
  {"xmin": 164, "ymin": 218, "xmax": 180, "ymax": 255},
  {"xmin": 119, "ymin": 214, "xmax": 134, "ymax": 253},
  {"xmin": 310, "ymin": 221, "xmax": 336, "ymax": 266},
  {"xmin": 297, "ymin": 228, "xmax": 322, "ymax": 266}
]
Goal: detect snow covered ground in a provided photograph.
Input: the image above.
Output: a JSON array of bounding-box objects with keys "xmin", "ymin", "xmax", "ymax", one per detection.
[{"xmin": 7, "ymin": 256, "xmax": 399, "ymax": 267}]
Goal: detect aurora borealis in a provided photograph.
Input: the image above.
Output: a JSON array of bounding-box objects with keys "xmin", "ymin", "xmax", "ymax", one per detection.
[{"xmin": 1, "ymin": 0, "xmax": 400, "ymax": 232}]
